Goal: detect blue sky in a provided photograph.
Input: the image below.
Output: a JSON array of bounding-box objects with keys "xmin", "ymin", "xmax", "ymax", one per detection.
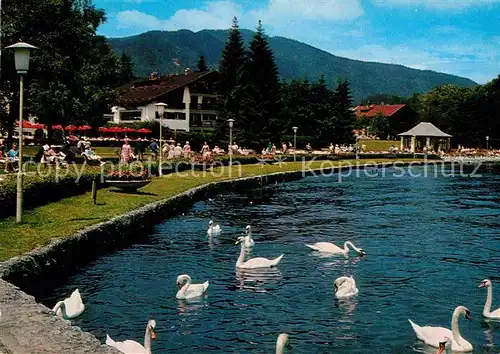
[{"xmin": 95, "ymin": 0, "xmax": 500, "ymax": 84}]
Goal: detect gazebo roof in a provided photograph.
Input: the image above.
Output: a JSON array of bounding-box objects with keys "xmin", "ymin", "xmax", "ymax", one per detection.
[{"xmin": 398, "ymin": 122, "xmax": 452, "ymax": 138}]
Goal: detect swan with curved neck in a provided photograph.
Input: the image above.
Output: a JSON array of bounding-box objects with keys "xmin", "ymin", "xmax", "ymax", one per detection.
[
  {"xmin": 479, "ymin": 279, "xmax": 500, "ymax": 320},
  {"xmin": 235, "ymin": 237, "xmax": 283, "ymax": 269},
  {"xmin": 176, "ymin": 274, "xmax": 209, "ymax": 300},
  {"xmin": 276, "ymin": 333, "xmax": 292, "ymax": 354},
  {"xmin": 52, "ymin": 289, "xmax": 85, "ymax": 319},
  {"xmin": 243, "ymin": 225, "xmax": 255, "ymax": 248},
  {"xmin": 207, "ymin": 220, "xmax": 221, "ymax": 235},
  {"xmin": 436, "ymin": 337, "xmax": 452, "ymax": 354},
  {"xmin": 334, "ymin": 276, "xmax": 359, "ymax": 299},
  {"xmin": 106, "ymin": 319, "xmax": 156, "ymax": 354},
  {"xmin": 305, "ymin": 241, "xmax": 366, "ymax": 257},
  {"xmin": 408, "ymin": 306, "xmax": 473, "ymax": 352}
]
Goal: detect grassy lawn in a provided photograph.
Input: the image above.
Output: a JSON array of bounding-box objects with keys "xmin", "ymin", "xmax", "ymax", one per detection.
[
  {"xmin": 0, "ymin": 158, "xmax": 420, "ymax": 261},
  {"xmin": 359, "ymin": 139, "xmax": 399, "ymax": 151}
]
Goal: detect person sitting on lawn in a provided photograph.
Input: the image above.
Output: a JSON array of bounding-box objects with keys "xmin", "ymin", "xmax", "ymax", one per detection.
[{"xmin": 83, "ymin": 143, "xmax": 104, "ymax": 164}]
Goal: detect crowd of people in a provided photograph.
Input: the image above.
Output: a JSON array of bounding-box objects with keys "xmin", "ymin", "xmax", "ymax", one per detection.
[{"xmin": 0, "ymin": 140, "xmax": 20, "ymax": 172}]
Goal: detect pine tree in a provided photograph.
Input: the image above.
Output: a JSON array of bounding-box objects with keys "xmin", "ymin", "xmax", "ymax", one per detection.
[
  {"xmin": 311, "ymin": 75, "xmax": 334, "ymax": 146},
  {"xmin": 196, "ymin": 55, "xmax": 208, "ymax": 72},
  {"xmin": 119, "ymin": 52, "xmax": 135, "ymax": 84},
  {"xmin": 215, "ymin": 17, "xmax": 247, "ymax": 145},
  {"xmin": 331, "ymin": 79, "xmax": 356, "ymax": 144},
  {"xmin": 238, "ymin": 20, "xmax": 280, "ymax": 149}
]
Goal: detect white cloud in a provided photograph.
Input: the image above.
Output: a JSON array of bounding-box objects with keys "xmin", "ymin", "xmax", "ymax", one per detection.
[
  {"xmin": 373, "ymin": 0, "xmax": 500, "ymax": 10},
  {"xmin": 251, "ymin": 0, "xmax": 364, "ymax": 22},
  {"xmin": 116, "ymin": 1, "xmax": 244, "ymax": 32}
]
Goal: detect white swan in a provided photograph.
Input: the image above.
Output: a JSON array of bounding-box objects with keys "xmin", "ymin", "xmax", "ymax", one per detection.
[
  {"xmin": 52, "ymin": 289, "xmax": 85, "ymax": 319},
  {"xmin": 176, "ymin": 274, "xmax": 209, "ymax": 300},
  {"xmin": 334, "ymin": 276, "xmax": 359, "ymax": 299},
  {"xmin": 243, "ymin": 225, "xmax": 255, "ymax": 248},
  {"xmin": 106, "ymin": 319, "xmax": 156, "ymax": 354},
  {"xmin": 276, "ymin": 333, "xmax": 292, "ymax": 354},
  {"xmin": 235, "ymin": 237, "xmax": 283, "ymax": 269},
  {"xmin": 305, "ymin": 241, "xmax": 366, "ymax": 257},
  {"xmin": 207, "ymin": 220, "xmax": 221, "ymax": 234},
  {"xmin": 479, "ymin": 279, "xmax": 500, "ymax": 320},
  {"xmin": 408, "ymin": 306, "xmax": 473, "ymax": 352},
  {"xmin": 436, "ymin": 337, "xmax": 452, "ymax": 354}
]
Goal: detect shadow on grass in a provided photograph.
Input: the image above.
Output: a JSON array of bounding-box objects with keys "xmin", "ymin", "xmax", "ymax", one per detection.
[
  {"xmin": 108, "ymin": 189, "xmax": 157, "ymax": 196},
  {"xmin": 69, "ymin": 216, "xmax": 102, "ymax": 221}
]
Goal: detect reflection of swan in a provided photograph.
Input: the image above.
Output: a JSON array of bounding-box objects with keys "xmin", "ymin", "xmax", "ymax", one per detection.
[
  {"xmin": 243, "ymin": 225, "xmax": 255, "ymax": 248},
  {"xmin": 106, "ymin": 319, "xmax": 156, "ymax": 354},
  {"xmin": 334, "ymin": 276, "xmax": 359, "ymax": 299},
  {"xmin": 207, "ymin": 220, "xmax": 221, "ymax": 235},
  {"xmin": 337, "ymin": 297, "xmax": 358, "ymax": 315},
  {"xmin": 52, "ymin": 289, "xmax": 85, "ymax": 319},
  {"xmin": 408, "ymin": 306, "xmax": 473, "ymax": 352},
  {"xmin": 479, "ymin": 279, "xmax": 500, "ymax": 320},
  {"xmin": 436, "ymin": 337, "xmax": 452, "ymax": 354},
  {"xmin": 276, "ymin": 333, "xmax": 292, "ymax": 353},
  {"xmin": 235, "ymin": 267, "xmax": 282, "ymax": 292},
  {"xmin": 235, "ymin": 237, "xmax": 283, "ymax": 269},
  {"xmin": 176, "ymin": 274, "xmax": 209, "ymax": 300},
  {"xmin": 305, "ymin": 241, "xmax": 366, "ymax": 257}
]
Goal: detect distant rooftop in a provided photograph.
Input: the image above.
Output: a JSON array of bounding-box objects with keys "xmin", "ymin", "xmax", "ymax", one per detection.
[{"xmin": 354, "ymin": 104, "xmax": 406, "ymax": 118}]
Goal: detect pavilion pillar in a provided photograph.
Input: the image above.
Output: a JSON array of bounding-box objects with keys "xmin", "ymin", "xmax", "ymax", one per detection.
[
  {"xmin": 400, "ymin": 136, "xmax": 404, "ymax": 151},
  {"xmin": 410, "ymin": 136, "xmax": 416, "ymax": 153},
  {"xmin": 426, "ymin": 137, "xmax": 430, "ymax": 148}
]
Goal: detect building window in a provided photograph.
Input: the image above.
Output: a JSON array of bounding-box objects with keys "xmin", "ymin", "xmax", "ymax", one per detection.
[
  {"xmin": 166, "ymin": 112, "xmax": 186, "ymax": 120},
  {"xmin": 203, "ymin": 114, "xmax": 217, "ymax": 121}
]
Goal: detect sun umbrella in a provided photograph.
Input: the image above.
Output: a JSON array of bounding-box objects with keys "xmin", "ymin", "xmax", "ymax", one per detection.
[
  {"xmin": 52, "ymin": 125, "xmax": 63, "ymax": 130},
  {"xmin": 123, "ymin": 127, "xmax": 136, "ymax": 133},
  {"xmin": 78, "ymin": 125, "xmax": 92, "ymax": 131},
  {"xmin": 98, "ymin": 127, "xmax": 110, "ymax": 132},
  {"xmin": 107, "ymin": 126, "xmax": 124, "ymax": 133},
  {"xmin": 65, "ymin": 125, "xmax": 78, "ymax": 132},
  {"xmin": 136, "ymin": 128, "xmax": 152, "ymax": 134}
]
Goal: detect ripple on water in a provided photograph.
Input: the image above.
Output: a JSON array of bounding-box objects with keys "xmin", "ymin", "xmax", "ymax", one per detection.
[{"xmin": 37, "ymin": 166, "xmax": 500, "ymax": 353}]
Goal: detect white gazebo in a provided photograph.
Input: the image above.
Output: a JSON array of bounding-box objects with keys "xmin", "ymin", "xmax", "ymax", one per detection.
[{"xmin": 398, "ymin": 122, "xmax": 452, "ymax": 153}]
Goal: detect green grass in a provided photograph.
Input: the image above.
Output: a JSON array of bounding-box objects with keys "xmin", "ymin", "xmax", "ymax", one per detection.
[
  {"xmin": 22, "ymin": 146, "xmax": 121, "ymax": 158},
  {"xmin": 359, "ymin": 139, "xmax": 399, "ymax": 151},
  {"xmin": 0, "ymin": 158, "xmax": 419, "ymax": 261}
]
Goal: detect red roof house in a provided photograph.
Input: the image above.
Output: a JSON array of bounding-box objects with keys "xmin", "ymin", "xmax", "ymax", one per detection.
[{"xmin": 353, "ymin": 104, "xmax": 406, "ymax": 118}]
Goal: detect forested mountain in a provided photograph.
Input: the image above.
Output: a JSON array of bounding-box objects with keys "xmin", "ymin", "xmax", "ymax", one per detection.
[{"xmin": 108, "ymin": 29, "xmax": 477, "ymax": 102}]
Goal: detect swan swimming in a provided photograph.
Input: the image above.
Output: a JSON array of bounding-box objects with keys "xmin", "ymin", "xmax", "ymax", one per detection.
[
  {"xmin": 408, "ymin": 306, "xmax": 473, "ymax": 352},
  {"xmin": 176, "ymin": 274, "xmax": 209, "ymax": 300},
  {"xmin": 235, "ymin": 237, "xmax": 283, "ymax": 269},
  {"xmin": 52, "ymin": 289, "xmax": 85, "ymax": 319},
  {"xmin": 436, "ymin": 337, "xmax": 452, "ymax": 354},
  {"xmin": 479, "ymin": 279, "xmax": 500, "ymax": 320},
  {"xmin": 334, "ymin": 276, "xmax": 359, "ymax": 299},
  {"xmin": 305, "ymin": 241, "xmax": 366, "ymax": 257},
  {"xmin": 207, "ymin": 220, "xmax": 221, "ymax": 234},
  {"xmin": 276, "ymin": 333, "xmax": 292, "ymax": 354},
  {"xmin": 243, "ymin": 225, "xmax": 255, "ymax": 247},
  {"xmin": 106, "ymin": 319, "xmax": 156, "ymax": 354}
]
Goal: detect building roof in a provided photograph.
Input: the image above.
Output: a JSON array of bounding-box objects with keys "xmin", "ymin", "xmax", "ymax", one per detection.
[
  {"xmin": 118, "ymin": 70, "xmax": 217, "ymax": 106},
  {"xmin": 354, "ymin": 104, "xmax": 406, "ymax": 118},
  {"xmin": 398, "ymin": 122, "xmax": 452, "ymax": 137}
]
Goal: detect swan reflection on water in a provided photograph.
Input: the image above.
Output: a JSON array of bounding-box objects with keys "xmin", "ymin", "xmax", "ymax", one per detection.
[
  {"xmin": 176, "ymin": 297, "xmax": 209, "ymax": 315},
  {"xmin": 482, "ymin": 319, "xmax": 499, "ymax": 350},
  {"xmin": 235, "ymin": 268, "xmax": 282, "ymax": 292},
  {"xmin": 320, "ymin": 256, "xmax": 363, "ymax": 270},
  {"xmin": 336, "ymin": 297, "xmax": 358, "ymax": 316}
]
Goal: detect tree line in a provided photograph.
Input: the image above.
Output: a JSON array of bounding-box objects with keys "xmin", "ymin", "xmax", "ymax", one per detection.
[{"xmin": 214, "ymin": 18, "xmax": 356, "ymax": 150}]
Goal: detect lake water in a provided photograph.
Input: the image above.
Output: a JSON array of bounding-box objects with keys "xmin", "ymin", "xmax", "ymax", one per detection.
[{"xmin": 39, "ymin": 164, "xmax": 500, "ymax": 353}]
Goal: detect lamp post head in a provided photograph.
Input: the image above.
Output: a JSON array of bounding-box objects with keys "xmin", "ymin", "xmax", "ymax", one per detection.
[
  {"xmin": 486, "ymin": 136, "xmax": 489, "ymax": 140},
  {"xmin": 154, "ymin": 102, "xmax": 168, "ymax": 116},
  {"xmin": 227, "ymin": 119, "xmax": 235, "ymax": 129},
  {"xmin": 5, "ymin": 42, "xmax": 38, "ymax": 74},
  {"xmin": 292, "ymin": 126, "xmax": 298, "ymax": 134}
]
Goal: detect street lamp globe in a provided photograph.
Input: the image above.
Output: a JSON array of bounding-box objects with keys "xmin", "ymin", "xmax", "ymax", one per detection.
[
  {"xmin": 154, "ymin": 102, "xmax": 168, "ymax": 116},
  {"xmin": 227, "ymin": 118, "xmax": 235, "ymax": 129},
  {"xmin": 292, "ymin": 126, "xmax": 298, "ymax": 134},
  {"xmin": 5, "ymin": 42, "xmax": 38, "ymax": 74}
]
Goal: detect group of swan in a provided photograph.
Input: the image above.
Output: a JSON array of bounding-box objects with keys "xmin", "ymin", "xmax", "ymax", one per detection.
[
  {"xmin": 407, "ymin": 279, "xmax": 500, "ymax": 353},
  {"xmin": 50, "ymin": 219, "xmax": 499, "ymax": 353}
]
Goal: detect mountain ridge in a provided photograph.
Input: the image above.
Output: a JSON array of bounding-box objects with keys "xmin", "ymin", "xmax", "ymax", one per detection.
[{"xmin": 107, "ymin": 29, "xmax": 477, "ymax": 102}]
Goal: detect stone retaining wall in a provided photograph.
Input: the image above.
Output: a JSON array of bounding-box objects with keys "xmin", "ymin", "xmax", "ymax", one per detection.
[{"xmin": 0, "ymin": 161, "xmax": 421, "ymax": 353}]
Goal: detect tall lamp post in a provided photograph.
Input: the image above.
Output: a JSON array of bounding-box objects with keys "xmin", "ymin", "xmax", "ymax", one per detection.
[
  {"xmin": 228, "ymin": 119, "xmax": 235, "ymax": 175},
  {"xmin": 486, "ymin": 136, "xmax": 490, "ymax": 150},
  {"xmin": 154, "ymin": 103, "xmax": 168, "ymax": 176},
  {"xmin": 292, "ymin": 126, "xmax": 298, "ymax": 162},
  {"xmin": 6, "ymin": 42, "xmax": 37, "ymax": 223}
]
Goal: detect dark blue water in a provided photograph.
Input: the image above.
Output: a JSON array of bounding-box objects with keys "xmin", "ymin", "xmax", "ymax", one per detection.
[{"xmin": 41, "ymin": 165, "xmax": 500, "ymax": 353}]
